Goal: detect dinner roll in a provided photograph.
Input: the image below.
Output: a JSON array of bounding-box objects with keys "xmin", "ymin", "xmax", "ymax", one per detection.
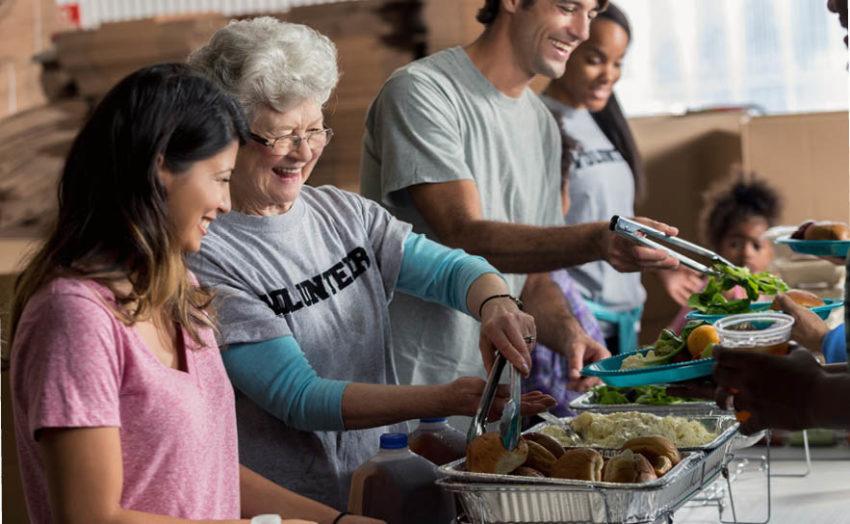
[
  {"xmin": 620, "ymin": 435, "xmax": 681, "ymax": 477},
  {"xmin": 465, "ymin": 433, "xmax": 528, "ymax": 475},
  {"xmin": 803, "ymin": 222, "xmax": 850, "ymax": 241},
  {"xmin": 602, "ymin": 450, "xmax": 658, "ymax": 483},
  {"xmin": 550, "ymin": 448, "xmax": 603, "ymax": 481},
  {"xmin": 770, "ymin": 289, "xmax": 825, "ymax": 310}
]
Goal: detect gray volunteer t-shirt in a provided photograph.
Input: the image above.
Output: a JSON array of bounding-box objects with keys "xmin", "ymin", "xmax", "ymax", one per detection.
[
  {"xmin": 360, "ymin": 47, "xmax": 563, "ymax": 390},
  {"xmin": 541, "ymin": 96, "xmax": 645, "ymax": 334},
  {"xmin": 188, "ymin": 185, "xmax": 411, "ymax": 509}
]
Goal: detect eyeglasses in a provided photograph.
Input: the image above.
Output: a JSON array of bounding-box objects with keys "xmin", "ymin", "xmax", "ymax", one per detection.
[{"xmin": 249, "ymin": 128, "xmax": 334, "ymax": 155}]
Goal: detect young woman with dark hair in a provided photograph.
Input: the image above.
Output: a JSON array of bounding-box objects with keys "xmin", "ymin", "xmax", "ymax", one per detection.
[
  {"xmin": 9, "ymin": 63, "xmax": 379, "ymax": 524},
  {"xmin": 540, "ymin": 2, "xmax": 701, "ymax": 355}
]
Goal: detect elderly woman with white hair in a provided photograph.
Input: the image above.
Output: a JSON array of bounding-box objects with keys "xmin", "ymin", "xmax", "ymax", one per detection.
[{"xmin": 187, "ymin": 17, "xmax": 554, "ymax": 509}]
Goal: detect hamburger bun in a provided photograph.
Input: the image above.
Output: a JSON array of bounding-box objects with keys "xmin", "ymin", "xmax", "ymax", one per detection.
[
  {"xmin": 791, "ymin": 220, "xmax": 815, "ymax": 239},
  {"xmin": 770, "ymin": 289, "xmax": 825, "ymax": 310},
  {"xmin": 602, "ymin": 450, "xmax": 658, "ymax": 483},
  {"xmin": 523, "ymin": 432, "xmax": 565, "ymax": 458},
  {"xmin": 550, "ymin": 448, "xmax": 604, "ymax": 481},
  {"xmin": 465, "ymin": 433, "xmax": 529, "ymax": 475},
  {"xmin": 803, "ymin": 222, "xmax": 850, "ymax": 241},
  {"xmin": 620, "ymin": 435, "xmax": 681, "ymax": 477},
  {"xmin": 522, "ymin": 440, "xmax": 557, "ymax": 476},
  {"xmin": 511, "ymin": 466, "xmax": 546, "ymax": 478}
]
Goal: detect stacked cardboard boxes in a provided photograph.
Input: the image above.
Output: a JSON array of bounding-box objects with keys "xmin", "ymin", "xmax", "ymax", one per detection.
[
  {"xmin": 52, "ymin": 14, "xmax": 229, "ymax": 99},
  {"xmin": 0, "ymin": 0, "xmax": 60, "ymax": 119}
]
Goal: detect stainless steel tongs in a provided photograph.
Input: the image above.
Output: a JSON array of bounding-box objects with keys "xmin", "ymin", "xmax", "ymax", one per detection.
[
  {"xmin": 609, "ymin": 215, "xmax": 736, "ymax": 276},
  {"xmin": 466, "ymin": 353, "xmax": 521, "ymax": 451}
]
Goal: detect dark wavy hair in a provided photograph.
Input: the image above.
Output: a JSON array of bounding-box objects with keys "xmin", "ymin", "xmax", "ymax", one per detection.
[
  {"xmin": 477, "ymin": 0, "xmax": 610, "ymax": 25},
  {"xmin": 699, "ymin": 173, "xmax": 783, "ymax": 249},
  {"xmin": 11, "ymin": 63, "xmax": 249, "ymax": 345}
]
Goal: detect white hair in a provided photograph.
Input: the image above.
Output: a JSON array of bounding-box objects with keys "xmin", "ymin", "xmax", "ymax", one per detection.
[{"xmin": 188, "ymin": 17, "xmax": 339, "ymax": 121}]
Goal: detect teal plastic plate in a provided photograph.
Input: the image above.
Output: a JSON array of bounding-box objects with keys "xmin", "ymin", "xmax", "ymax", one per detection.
[
  {"xmin": 776, "ymin": 236, "xmax": 849, "ymax": 257},
  {"xmin": 685, "ymin": 298, "xmax": 843, "ymax": 322},
  {"xmin": 581, "ymin": 349, "xmax": 714, "ymax": 387}
]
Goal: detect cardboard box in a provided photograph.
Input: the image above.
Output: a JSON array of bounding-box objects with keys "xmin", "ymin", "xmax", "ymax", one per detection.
[
  {"xmin": 630, "ymin": 109, "xmax": 850, "ymax": 344},
  {"xmin": 742, "ymin": 111, "xmax": 850, "ymax": 224},
  {"xmin": 629, "ymin": 111, "xmax": 747, "ymax": 343},
  {"xmin": 0, "ymin": 0, "xmax": 58, "ymax": 119}
]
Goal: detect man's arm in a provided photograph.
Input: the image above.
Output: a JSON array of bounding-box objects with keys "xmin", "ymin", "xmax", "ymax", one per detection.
[
  {"xmin": 407, "ymin": 180, "xmax": 678, "ymax": 274},
  {"xmin": 520, "ymin": 273, "xmax": 609, "ymax": 391}
]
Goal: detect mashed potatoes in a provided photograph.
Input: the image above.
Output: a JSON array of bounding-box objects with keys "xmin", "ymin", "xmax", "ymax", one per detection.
[
  {"xmin": 542, "ymin": 411, "xmax": 718, "ymax": 448},
  {"xmin": 620, "ymin": 351, "xmax": 659, "ymax": 370}
]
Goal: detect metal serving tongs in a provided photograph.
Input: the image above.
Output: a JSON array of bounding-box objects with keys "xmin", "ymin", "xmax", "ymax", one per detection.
[
  {"xmin": 610, "ymin": 215, "xmax": 736, "ymax": 276},
  {"xmin": 466, "ymin": 353, "xmax": 522, "ymax": 451}
]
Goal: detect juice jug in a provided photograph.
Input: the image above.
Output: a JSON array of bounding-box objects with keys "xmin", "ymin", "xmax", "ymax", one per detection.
[
  {"xmin": 348, "ymin": 433, "xmax": 455, "ymax": 524},
  {"xmin": 408, "ymin": 417, "xmax": 467, "ymax": 466}
]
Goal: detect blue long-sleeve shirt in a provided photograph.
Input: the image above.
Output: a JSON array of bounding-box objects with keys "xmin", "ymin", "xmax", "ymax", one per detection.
[{"xmin": 221, "ymin": 232, "xmax": 502, "ymax": 430}]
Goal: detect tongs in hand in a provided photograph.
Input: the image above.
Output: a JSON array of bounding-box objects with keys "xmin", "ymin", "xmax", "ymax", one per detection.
[
  {"xmin": 609, "ymin": 215, "xmax": 735, "ymax": 276},
  {"xmin": 466, "ymin": 353, "xmax": 522, "ymax": 451}
]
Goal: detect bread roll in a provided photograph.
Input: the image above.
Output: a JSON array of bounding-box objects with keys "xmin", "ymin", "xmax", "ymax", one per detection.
[
  {"xmin": 521, "ymin": 440, "xmax": 557, "ymax": 475},
  {"xmin": 791, "ymin": 220, "xmax": 814, "ymax": 239},
  {"xmin": 602, "ymin": 450, "xmax": 658, "ymax": 483},
  {"xmin": 770, "ymin": 289, "xmax": 825, "ymax": 310},
  {"xmin": 550, "ymin": 448, "xmax": 603, "ymax": 481},
  {"xmin": 465, "ymin": 433, "xmax": 529, "ymax": 475},
  {"xmin": 523, "ymin": 432, "xmax": 565, "ymax": 458},
  {"xmin": 511, "ymin": 466, "xmax": 546, "ymax": 478},
  {"xmin": 620, "ymin": 435, "xmax": 681, "ymax": 477},
  {"xmin": 803, "ymin": 222, "xmax": 850, "ymax": 241}
]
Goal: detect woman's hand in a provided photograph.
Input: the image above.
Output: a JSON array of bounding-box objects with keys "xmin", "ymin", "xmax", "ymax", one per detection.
[
  {"xmin": 445, "ymin": 377, "xmax": 556, "ymax": 419},
  {"xmin": 478, "ymin": 297, "xmax": 536, "ymax": 376}
]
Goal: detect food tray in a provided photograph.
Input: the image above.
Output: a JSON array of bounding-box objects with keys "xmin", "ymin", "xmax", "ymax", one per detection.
[
  {"xmin": 685, "ymin": 297, "xmax": 843, "ymax": 322},
  {"xmin": 438, "ymin": 417, "xmax": 740, "ymax": 523},
  {"xmin": 580, "ymin": 350, "xmax": 713, "ymax": 387},
  {"xmin": 527, "ymin": 414, "xmax": 738, "ymax": 453},
  {"xmin": 569, "ymin": 391, "xmax": 726, "ymax": 417},
  {"xmin": 438, "ymin": 453, "xmax": 716, "ymax": 523},
  {"xmin": 776, "ymin": 236, "xmax": 850, "ymax": 257}
]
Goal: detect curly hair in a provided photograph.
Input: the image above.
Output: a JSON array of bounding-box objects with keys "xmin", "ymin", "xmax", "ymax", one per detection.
[
  {"xmin": 477, "ymin": 0, "xmax": 610, "ymax": 25},
  {"xmin": 699, "ymin": 173, "xmax": 783, "ymax": 249},
  {"xmin": 188, "ymin": 17, "xmax": 339, "ymax": 122}
]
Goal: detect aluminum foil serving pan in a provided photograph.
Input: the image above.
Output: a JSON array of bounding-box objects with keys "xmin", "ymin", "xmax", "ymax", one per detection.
[
  {"xmin": 528, "ymin": 414, "xmax": 739, "ymax": 453},
  {"xmin": 436, "ymin": 416, "xmax": 740, "ymax": 523},
  {"xmin": 568, "ymin": 391, "xmax": 727, "ymax": 417},
  {"xmin": 438, "ymin": 453, "xmax": 707, "ymax": 524},
  {"xmin": 438, "ymin": 449, "xmax": 700, "ymax": 486}
]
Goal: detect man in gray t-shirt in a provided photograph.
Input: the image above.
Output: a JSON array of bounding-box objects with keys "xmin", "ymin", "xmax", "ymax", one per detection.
[{"xmin": 361, "ymin": 0, "xmax": 680, "ymax": 400}]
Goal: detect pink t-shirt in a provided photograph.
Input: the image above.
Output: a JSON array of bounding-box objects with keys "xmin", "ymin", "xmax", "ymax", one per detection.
[{"xmin": 11, "ymin": 278, "xmax": 240, "ymax": 523}]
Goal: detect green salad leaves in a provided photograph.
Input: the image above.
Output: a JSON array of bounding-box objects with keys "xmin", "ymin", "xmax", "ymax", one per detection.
[
  {"xmin": 589, "ymin": 385, "xmax": 699, "ymax": 405},
  {"xmin": 686, "ymin": 264, "xmax": 788, "ymax": 314}
]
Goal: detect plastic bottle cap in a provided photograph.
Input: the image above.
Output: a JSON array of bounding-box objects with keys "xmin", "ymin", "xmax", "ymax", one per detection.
[
  {"xmin": 420, "ymin": 417, "xmax": 448, "ymax": 423},
  {"xmin": 250, "ymin": 515, "xmax": 282, "ymax": 524},
  {"xmin": 380, "ymin": 432, "xmax": 408, "ymax": 449}
]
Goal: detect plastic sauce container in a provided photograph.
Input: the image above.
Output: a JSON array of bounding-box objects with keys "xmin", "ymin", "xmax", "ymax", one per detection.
[
  {"xmin": 408, "ymin": 417, "xmax": 467, "ymax": 466},
  {"xmin": 348, "ymin": 433, "xmax": 455, "ymax": 524},
  {"xmin": 714, "ymin": 313, "xmax": 795, "ymax": 355}
]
